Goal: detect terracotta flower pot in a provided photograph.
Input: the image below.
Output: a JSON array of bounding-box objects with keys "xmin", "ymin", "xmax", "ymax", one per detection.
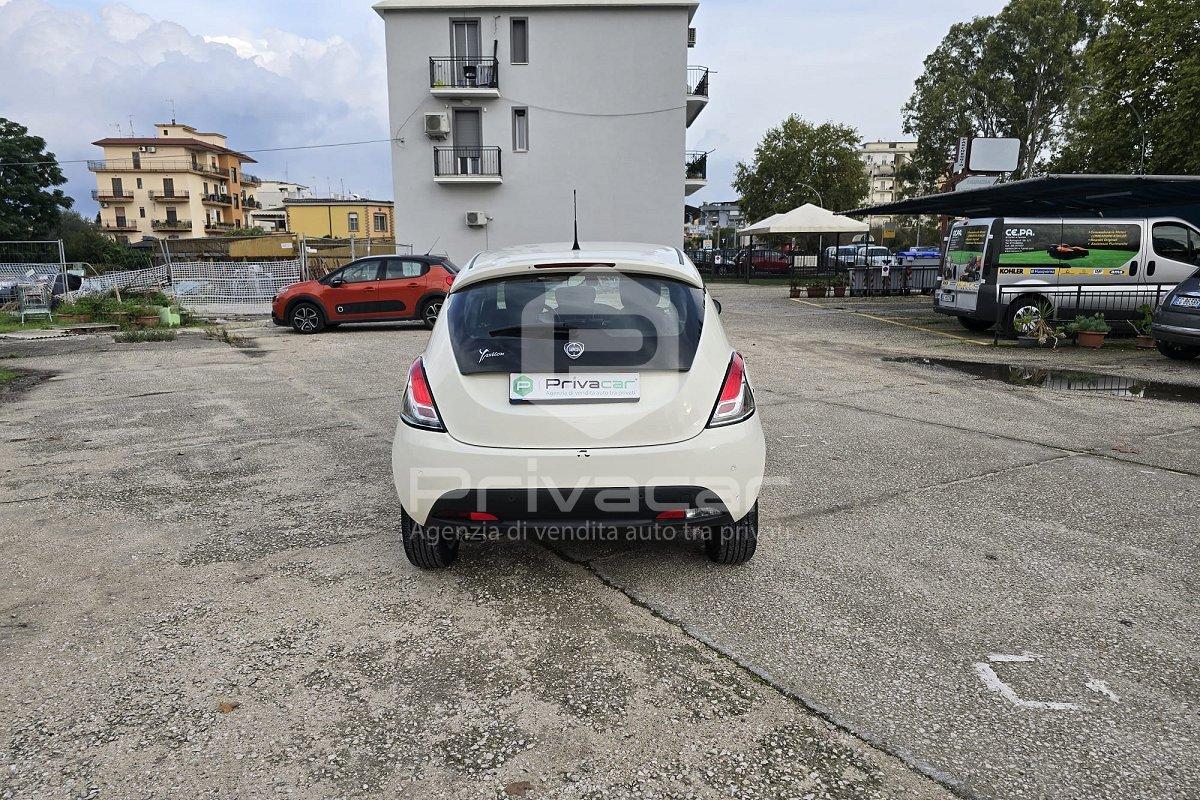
[
  {"xmin": 56, "ymin": 314, "xmax": 89, "ymax": 324},
  {"xmin": 1076, "ymin": 331, "xmax": 1106, "ymax": 349},
  {"xmin": 134, "ymin": 315, "xmax": 160, "ymax": 329},
  {"xmin": 1136, "ymin": 334, "xmax": 1156, "ymax": 350},
  {"xmin": 806, "ymin": 286, "xmax": 826, "ymax": 298},
  {"xmin": 789, "ymin": 288, "xmax": 802, "ymax": 298},
  {"xmin": 833, "ymin": 286, "xmax": 846, "ymax": 297}
]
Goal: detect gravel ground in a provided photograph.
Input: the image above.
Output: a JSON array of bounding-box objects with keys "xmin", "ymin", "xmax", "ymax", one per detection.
[{"xmin": 1, "ymin": 287, "xmax": 1196, "ymax": 799}]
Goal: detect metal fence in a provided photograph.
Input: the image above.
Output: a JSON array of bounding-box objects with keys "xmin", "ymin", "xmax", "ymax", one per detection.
[
  {"xmin": 991, "ymin": 283, "xmax": 1175, "ymax": 343},
  {"xmin": 169, "ymin": 259, "xmax": 302, "ymax": 315},
  {"xmin": 434, "ymin": 146, "xmax": 502, "ymax": 178}
]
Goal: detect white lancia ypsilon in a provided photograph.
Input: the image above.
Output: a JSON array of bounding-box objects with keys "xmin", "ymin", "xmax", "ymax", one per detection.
[{"xmin": 392, "ymin": 243, "xmax": 765, "ymax": 569}]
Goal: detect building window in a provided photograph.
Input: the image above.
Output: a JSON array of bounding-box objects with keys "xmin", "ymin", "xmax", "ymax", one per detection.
[
  {"xmin": 373, "ymin": 212, "xmax": 388, "ymax": 233},
  {"xmin": 136, "ymin": 177, "xmax": 143, "ymax": 189},
  {"xmin": 510, "ymin": 18, "xmax": 528, "ymax": 64},
  {"xmin": 513, "ymin": 108, "xmax": 529, "ymax": 151},
  {"xmin": 139, "ymin": 207, "xmax": 145, "ymax": 218},
  {"xmin": 348, "ymin": 212, "xmax": 360, "ymax": 233}
]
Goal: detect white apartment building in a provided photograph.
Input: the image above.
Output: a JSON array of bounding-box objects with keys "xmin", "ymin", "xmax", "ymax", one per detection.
[
  {"xmin": 374, "ymin": 0, "xmax": 708, "ymax": 264},
  {"xmin": 246, "ymin": 180, "xmax": 311, "ymax": 231},
  {"xmin": 860, "ymin": 140, "xmax": 917, "ymax": 206}
]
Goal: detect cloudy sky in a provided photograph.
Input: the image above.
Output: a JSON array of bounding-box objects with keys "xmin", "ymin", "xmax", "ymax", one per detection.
[{"xmin": 0, "ymin": 0, "xmax": 1007, "ymax": 213}]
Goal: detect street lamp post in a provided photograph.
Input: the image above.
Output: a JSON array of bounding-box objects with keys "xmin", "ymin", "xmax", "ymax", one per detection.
[{"xmin": 1083, "ymin": 84, "xmax": 1147, "ymax": 174}]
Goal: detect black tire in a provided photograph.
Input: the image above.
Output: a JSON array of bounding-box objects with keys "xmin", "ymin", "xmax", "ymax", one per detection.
[
  {"xmin": 401, "ymin": 507, "xmax": 459, "ymax": 569},
  {"xmin": 419, "ymin": 296, "xmax": 444, "ymax": 330},
  {"xmin": 957, "ymin": 316, "xmax": 993, "ymax": 332},
  {"xmin": 1003, "ymin": 295, "xmax": 1053, "ymax": 338},
  {"xmin": 706, "ymin": 502, "xmax": 758, "ymax": 565},
  {"xmin": 1156, "ymin": 341, "xmax": 1200, "ymax": 361},
  {"xmin": 289, "ymin": 301, "xmax": 326, "ymax": 334}
]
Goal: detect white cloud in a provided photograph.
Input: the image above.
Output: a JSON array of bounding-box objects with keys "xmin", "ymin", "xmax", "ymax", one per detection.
[{"xmin": 0, "ymin": 0, "xmax": 391, "ymax": 212}]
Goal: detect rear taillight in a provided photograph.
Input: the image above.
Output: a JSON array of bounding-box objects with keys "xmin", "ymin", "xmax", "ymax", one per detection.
[
  {"xmin": 707, "ymin": 352, "xmax": 755, "ymax": 427},
  {"xmin": 401, "ymin": 357, "xmax": 446, "ymax": 432}
]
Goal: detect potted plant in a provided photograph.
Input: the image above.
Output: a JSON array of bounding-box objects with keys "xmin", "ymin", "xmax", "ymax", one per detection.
[
  {"xmin": 1127, "ymin": 304, "xmax": 1156, "ymax": 349},
  {"xmin": 788, "ymin": 278, "xmax": 802, "ymax": 299},
  {"xmin": 805, "ymin": 281, "xmax": 827, "ymax": 298},
  {"xmin": 1019, "ymin": 318, "xmax": 1066, "ymax": 349},
  {"xmin": 832, "ymin": 275, "xmax": 847, "ymax": 298},
  {"xmin": 1068, "ymin": 313, "xmax": 1111, "ymax": 348},
  {"xmin": 131, "ymin": 305, "xmax": 161, "ymax": 329},
  {"xmin": 53, "ymin": 302, "xmax": 90, "ymax": 325}
]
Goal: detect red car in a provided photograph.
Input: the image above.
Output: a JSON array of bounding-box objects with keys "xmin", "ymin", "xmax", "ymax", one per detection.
[
  {"xmin": 272, "ymin": 255, "xmax": 457, "ymax": 333},
  {"xmin": 734, "ymin": 248, "xmax": 793, "ymax": 274}
]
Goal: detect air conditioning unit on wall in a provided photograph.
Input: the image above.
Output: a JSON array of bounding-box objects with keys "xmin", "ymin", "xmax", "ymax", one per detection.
[
  {"xmin": 424, "ymin": 112, "xmax": 450, "ymax": 138},
  {"xmin": 465, "ymin": 211, "xmax": 488, "ymax": 227}
]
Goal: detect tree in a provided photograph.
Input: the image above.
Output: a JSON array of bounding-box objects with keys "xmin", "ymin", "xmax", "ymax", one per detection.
[
  {"xmin": 733, "ymin": 115, "xmax": 868, "ymax": 222},
  {"xmin": 47, "ymin": 211, "xmax": 152, "ymax": 273},
  {"xmin": 1051, "ymin": 0, "xmax": 1200, "ymax": 174},
  {"xmin": 900, "ymin": 0, "xmax": 1102, "ymax": 194},
  {"xmin": 0, "ymin": 118, "xmax": 72, "ymax": 239}
]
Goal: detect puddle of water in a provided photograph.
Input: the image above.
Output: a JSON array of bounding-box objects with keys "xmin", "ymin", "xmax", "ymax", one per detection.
[{"xmin": 886, "ymin": 357, "xmax": 1200, "ymax": 404}]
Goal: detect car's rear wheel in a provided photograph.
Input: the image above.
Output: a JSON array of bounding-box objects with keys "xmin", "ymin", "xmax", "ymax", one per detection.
[
  {"xmin": 705, "ymin": 502, "xmax": 758, "ymax": 565},
  {"xmin": 1156, "ymin": 341, "xmax": 1200, "ymax": 360},
  {"xmin": 420, "ymin": 296, "xmax": 444, "ymax": 330},
  {"xmin": 290, "ymin": 302, "xmax": 325, "ymax": 334},
  {"xmin": 401, "ymin": 507, "xmax": 459, "ymax": 569},
  {"xmin": 957, "ymin": 316, "xmax": 993, "ymax": 332}
]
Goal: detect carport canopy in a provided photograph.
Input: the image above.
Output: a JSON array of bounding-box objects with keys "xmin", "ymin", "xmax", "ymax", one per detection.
[
  {"xmin": 842, "ymin": 174, "xmax": 1200, "ymax": 225},
  {"xmin": 739, "ymin": 203, "xmax": 869, "ymax": 235}
]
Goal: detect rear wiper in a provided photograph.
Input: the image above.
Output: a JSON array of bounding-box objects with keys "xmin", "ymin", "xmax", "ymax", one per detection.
[{"xmin": 488, "ymin": 324, "xmax": 574, "ymax": 338}]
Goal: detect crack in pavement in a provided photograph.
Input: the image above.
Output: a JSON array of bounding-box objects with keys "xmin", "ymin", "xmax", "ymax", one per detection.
[{"xmin": 539, "ymin": 537, "xmax": 985, "ymax": 800}]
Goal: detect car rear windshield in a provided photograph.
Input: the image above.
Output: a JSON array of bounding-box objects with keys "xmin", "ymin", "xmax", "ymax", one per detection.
[{"xmin": 447, "ymin": 272, "xmax": 705, "ymax": 375}]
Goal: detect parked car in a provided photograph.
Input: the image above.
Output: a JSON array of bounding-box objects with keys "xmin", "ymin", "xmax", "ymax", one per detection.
[
  {"xmin": 851, "ymin": 246, "xmax": 894, "ymax": 266},
  {"xmin": 733, "ymin": 248, "xmax": 792, "ymax": 273},
  {"xmin": 392, "ymin": 242, "xmax": 766, "ymax": 569},
  {"xmin": 1152, "ymin": 267, "xmax": 1200, "ymax": 360},
  {"xmin": 824, "ymin": 245, "xmax": 860, "ymax": 267},
  {"xmin": 272, "ymin": 255, "xmax": 457, "ymax": 333}
]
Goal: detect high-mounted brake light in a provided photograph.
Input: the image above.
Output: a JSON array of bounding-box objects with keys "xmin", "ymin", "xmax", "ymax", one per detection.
[
  {"xmin": 707, "ymin": 352, "xmax": 755, "ymax": 427},
  {"xmin": 401, "ymin": 357, "xmax": 446, "ymax": 432}
]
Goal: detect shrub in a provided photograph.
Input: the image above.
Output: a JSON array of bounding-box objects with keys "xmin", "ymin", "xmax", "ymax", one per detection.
[{"xmin": 1067, "ymin": 313, "xmax": 1111, "ymax": 334}]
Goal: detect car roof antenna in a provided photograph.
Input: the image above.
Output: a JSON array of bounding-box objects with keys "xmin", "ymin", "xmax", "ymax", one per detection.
[
  {"xmin": 425, "ymin": 237, "xmax": 440, "ymax": 256},
  {"xmin": 572, "ymin": 190, "xmax": 581, "ymax": 252}
]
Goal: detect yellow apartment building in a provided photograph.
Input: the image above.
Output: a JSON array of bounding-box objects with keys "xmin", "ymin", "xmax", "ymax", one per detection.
[
  {"xmin": 88, "ymin": 122, "xmax": 261, "ymax": 243},
  {"xmin": 283, "ymin": 198, "xmax": 394, "ymax": 240}
]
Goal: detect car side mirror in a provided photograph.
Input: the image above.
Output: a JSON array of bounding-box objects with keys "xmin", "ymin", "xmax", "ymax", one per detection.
[
  {"xmin": 713, "ymin": 298, "xmax": 722, "ymax": 314},
  {"xmin": 329, "ymin": 278, "xmax": 345, "ymax": 287}
]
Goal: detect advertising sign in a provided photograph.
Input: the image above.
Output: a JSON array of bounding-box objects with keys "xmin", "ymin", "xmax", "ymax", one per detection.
[
  {"xmin": 998, "ymin": 223, "xmax": 1141, "ymax": 274},
  {"xmin": 968, "ymin": 138, "xmax": 1021, "ymax": 173}
]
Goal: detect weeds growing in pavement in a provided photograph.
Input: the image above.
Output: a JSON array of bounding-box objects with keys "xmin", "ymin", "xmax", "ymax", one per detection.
[{"xmin": 114, "ymin": 329, "xmax": 177, "ymax": 343}]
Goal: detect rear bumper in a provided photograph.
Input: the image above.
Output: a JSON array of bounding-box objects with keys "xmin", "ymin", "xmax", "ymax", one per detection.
[
  {"xmin": 1152, "ymin": 320, "xmax": 1200, "ymax": 347},
  {"xmin": 392, "ymin": 416, "xmax": 765, "ymax": 526}
]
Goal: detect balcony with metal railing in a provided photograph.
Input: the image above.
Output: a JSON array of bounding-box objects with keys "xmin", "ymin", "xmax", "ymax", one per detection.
[
  {"xmin": 241, "ymin": 172, "xmax": 262, "ymax": 185},
  {"xmin": 429, "ymin": 57, "xmax": 500, "ymax": 98},
  {"xmin": 101, "ymin": 219, "xmax": 139, "ymax": 232},
  {"xmin": 685, "ymin": 151, "xmax": 708, "ymax": 196},
  {"xmin": 686, "ymin": 66, "xmax": 710, "ymax": 127},
  {"xmin": 152, "ymin": 218, "xmax": 192, "ymax": 232},
  {"xmin": 434, "ymin": 146, "xmax": 502, "ymax": 184},
  {"xmin": 204, "ymin": 220, "xmax": 236, "ymax": 233},
  {"xmin": 87, "ymin": 157, "xmax": 228, "ymax": 179},
  {"xmin": 148, "ymin": 190, "xmax": 190, "ymax": 202},
  {"xmin": 91, "ymin": 189, "xmax": 134, "ymax": 202},
  {"xmin": 202, "ymin": 193, "xmax": 233, "ymax": 206}
]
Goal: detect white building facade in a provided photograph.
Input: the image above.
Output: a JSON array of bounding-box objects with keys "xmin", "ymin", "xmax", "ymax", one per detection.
[
  {"xmin": 374, "ymin": 0, "xmax": 707, "ymax": 264},
  {"xmin": 859, "ymin": 140, "xmax": 917, "ymax": 206}
]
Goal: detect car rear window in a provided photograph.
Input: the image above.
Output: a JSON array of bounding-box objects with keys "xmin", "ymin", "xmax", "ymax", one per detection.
[{"xmin": 447, "ymin": 272, "xmax": 705, "ymax": 374}]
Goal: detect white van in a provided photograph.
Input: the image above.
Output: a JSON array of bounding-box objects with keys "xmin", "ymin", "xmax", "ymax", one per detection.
[{"xmin": 934, "ymin": 217, "xmax": 1200, "ymax": 334}]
